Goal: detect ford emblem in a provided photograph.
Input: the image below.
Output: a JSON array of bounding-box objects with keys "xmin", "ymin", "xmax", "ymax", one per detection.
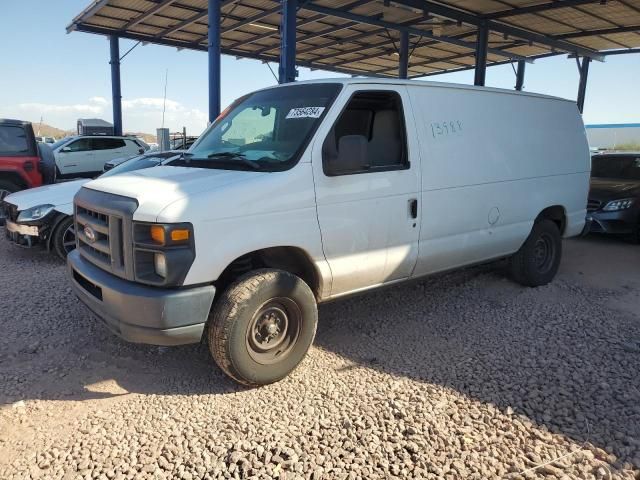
[{"xmin": 84, "ymin": 225, "xmax": 97, "ymax": 243}]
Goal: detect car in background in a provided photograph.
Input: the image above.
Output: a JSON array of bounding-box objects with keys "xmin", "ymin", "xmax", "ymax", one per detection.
[
  {"xmin": 0, "ymin": 119, "xmax": 45, "ymax": 219},
  {"xmin": 586, "ymin": 152, "xmax": 640, "ymax": 242},
  {"xmin": 170, "ymin": 136, "xmax": 198, "ymax": 150},
  {"xmin": 35, "ymin": 136, "xmax": 56, "ymax": 144},
  {"xmin": 2, "ymin": 150, "xmax": 182, "ymax": 259},
  {"xmin": 52, "ymin": 135, "xmax": 149, "ymax": 179}
]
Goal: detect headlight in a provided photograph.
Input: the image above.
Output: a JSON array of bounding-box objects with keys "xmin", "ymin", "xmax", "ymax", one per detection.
[
  {"xmin": 603, "ymin": 198, "xmax": 635, "ymax": 211},
  {"xmin": 132, "ymin": 222, "xmax": 195, "ymax": 287},
  {"xmin": 154, "ymin": 253, "xmax": 167, "ymax": 278},
  {"xmin": 17, "ymin": 204, "xmax": 55, "ymax": 222}
]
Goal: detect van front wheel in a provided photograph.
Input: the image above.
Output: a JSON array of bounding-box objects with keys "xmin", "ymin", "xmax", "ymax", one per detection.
[
  {"xmin": 208, "ymin": 269, "xmax": 318, "ymax": 386},
  {"xmin": 509, "ymin": 219, "xmax": 562, "ymax": 287}
]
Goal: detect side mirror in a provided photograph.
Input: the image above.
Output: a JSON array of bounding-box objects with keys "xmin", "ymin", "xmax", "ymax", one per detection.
[
  {"xmin": 60, "ymin": 146, "xmax": 71, "ymax": 153},
  {"xmin": 325, "ymin": 135, "xmax": 369, "ymax": 176}
]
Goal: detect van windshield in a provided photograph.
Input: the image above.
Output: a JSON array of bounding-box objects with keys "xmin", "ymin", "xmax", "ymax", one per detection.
[{"xmin": 182, "ymin": 83, "xmax": 342, "ymax": 171}]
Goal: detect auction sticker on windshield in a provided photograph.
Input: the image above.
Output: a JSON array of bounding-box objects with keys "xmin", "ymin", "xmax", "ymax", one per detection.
[{"xmin": 286, "ymin": 107, "xmax": 325, "ymax": 119}]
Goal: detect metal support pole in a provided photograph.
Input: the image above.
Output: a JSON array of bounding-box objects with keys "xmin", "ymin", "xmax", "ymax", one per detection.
[
  {"xmin": 577, "ymin": 56, "xmax": 591, "ymax": 114},
  {"xmin": 208, "ymin": 0, "xmax": 221, "ymax": 122},
  {"xmin": 474, "ymin": 21, "xmax": 488, "ymax": 87},
  {"xmin": 399, "ymin": 31, "xmax": 409, "ymax": 79},
  {"xmin": 109, "ymin": 36, "xmax": 123, "ymax": 136},
  {"xmin": 279, "ymin": 0, "xmax": 297, "ymax": 83},
  {"xmin": 515, "ymin": 60, "xmax": 526, "ymax": 91}
]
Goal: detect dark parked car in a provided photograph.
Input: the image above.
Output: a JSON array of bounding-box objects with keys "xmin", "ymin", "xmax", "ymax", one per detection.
[{"xmin": 586, "ymin": 152, "xmax": 640, "ymax": 241}]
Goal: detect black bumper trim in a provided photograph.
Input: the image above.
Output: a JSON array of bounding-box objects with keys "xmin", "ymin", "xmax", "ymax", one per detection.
[{"xmin": 68, "ymin": 250, "xmax": 215, "ymax": 346}]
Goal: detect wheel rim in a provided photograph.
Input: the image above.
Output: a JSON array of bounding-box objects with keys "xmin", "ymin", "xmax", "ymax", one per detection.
[
  {"xmin": 246, "ymin": 297, "xmax": 301, "ymax": 365},
  {"xmin": 62, "ymin": 224, "xmax": 76, "ymax": 253},
  {"xmin": 533, "ymin": 233, "xmax": 555, "ymax": 274}
]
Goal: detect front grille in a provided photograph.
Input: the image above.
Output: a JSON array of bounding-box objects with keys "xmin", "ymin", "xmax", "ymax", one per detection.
[
  {"xmin": 74, "ymin": 188, "xmax": 138, "ymax": 281},
  {"xmin": 76, "ymin": 205, "xmax": 117, "ymax": 270},
  {"xmin": 587, "ymin": 199, "xmax": 602, "ymax": 212}
]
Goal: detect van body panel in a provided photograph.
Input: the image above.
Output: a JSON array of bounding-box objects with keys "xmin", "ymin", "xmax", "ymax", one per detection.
[
  {"xmin": 311, "ymin": 84, "xmax": 421, "ymax": 297},
  {"xmin": 407, "ymin": 84, "xmax": 589, "ymax": 277},
  {"xmin": 154, "ymin": 161, "xmax": 331, "ymax": 292}
]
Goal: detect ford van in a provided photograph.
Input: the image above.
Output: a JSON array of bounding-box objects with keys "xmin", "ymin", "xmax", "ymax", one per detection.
[{"xmin": 67, "ymin": 79, "xmax": 590, "ymax": 386}]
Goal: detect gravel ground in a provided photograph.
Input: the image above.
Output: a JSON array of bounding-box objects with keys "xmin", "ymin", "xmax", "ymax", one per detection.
[{"xmin": 1, "ymin": 232, "xmax": 639, "ymax": 480}]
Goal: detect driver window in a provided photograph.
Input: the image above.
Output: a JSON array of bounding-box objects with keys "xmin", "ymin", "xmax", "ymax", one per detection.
[
  {"xmin": 322, "ymin": 91, "xmax": 407, "ymax": 176},
  {"xmin": 66, "ymin": 138, "xmax": 92, "ymax": 152},
  {"xmin": 221, "ymin": 107, "xmax": 276, "ymax": 147}
]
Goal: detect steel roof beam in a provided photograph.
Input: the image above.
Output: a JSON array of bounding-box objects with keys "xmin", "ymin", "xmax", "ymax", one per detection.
[
  {"xmin": 306, "ymin": 26, "xmax": 489, "ymax": 69},
  {"xmin": 558, "ymin": 24, "xmax": 640, "ymax": 39},
  {"xmin": 225, "ymin": 14, "xmax": 323, "ymax": 50},
  {"xmin": 255, "ymin": 21, "xmax": 360, "ymax": 56},
  {"xmin": 410, "ymin": 52, "xmax": 562, "ymax": 79},
  {"xmin": 190, "ymin": 4, "xmax": 282, "ymax": 45},
  {"xmin": 329, "ymin": 36, "xmax": 470, "ymax": 69},
  {"xmin": 225, "ymin": 0, "xmax": 375, "ymax": 52},
  {"xmin": 73, "ymin": 23, "xmax": 389, "ymax": 78},
  {"xmin": 373, "ymin": 47, "xmax": 500, "ymax": 75},
  {"xmin": 226, "ymin": 0, "xmax": 378, "ymax": 52},
  {"xmin": 387, "ymin": 0, "xmax": 604, "ymax": 60},
  {"xmin": 122, "ymin": 0, "xmax": 177, "ymax": 30},
  {"xmin": 222, "ymin": 5, "xmax": 281, "ymax": 34},
  {"xmin": 157, "ymin": 0, "xmax": 239, "ymax": 38},
  {"xmin": 300, "ymin": 3, "xmax": 529, "ymax": 61},
  {"xmin": 67, "ymin": 0, "xmax": 111, "ymax": 33},
  {"xmin": 485, "ymin": 0, "xmax": 601, "ymax": 20}
]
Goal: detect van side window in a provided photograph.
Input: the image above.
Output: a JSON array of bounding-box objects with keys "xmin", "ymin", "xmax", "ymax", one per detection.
[{"xmin": 322, "ymin": 91, "xmax": 407, "ymax": 176}]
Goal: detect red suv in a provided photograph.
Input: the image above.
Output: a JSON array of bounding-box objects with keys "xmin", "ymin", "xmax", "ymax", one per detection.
[{"xmin": 0, "ymin": 119, "xmax": 44, "ymax": 217}]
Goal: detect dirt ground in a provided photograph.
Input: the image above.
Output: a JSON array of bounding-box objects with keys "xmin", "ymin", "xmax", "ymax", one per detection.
[{"xmin": 0, "ymin": 233, "xmax": 639, "ymax": 479}]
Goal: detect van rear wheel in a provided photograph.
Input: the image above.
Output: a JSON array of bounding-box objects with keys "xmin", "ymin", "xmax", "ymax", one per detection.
[
  {"xmin": 208, "ymin": 269, "xmax": 318, "ymax": 386},
  {"xmin": 509, "ymin": 219, "xmax": 562, "ymax": 287}
]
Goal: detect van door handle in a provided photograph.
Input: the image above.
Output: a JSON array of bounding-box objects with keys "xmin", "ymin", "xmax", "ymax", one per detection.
[{"xmin": 409, "ymin": 198, "xmax": 418, "ymax": 219}]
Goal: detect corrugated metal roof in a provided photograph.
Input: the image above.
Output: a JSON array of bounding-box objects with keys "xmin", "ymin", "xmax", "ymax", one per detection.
[{"xmin": 68, "ymin": 0, "xmax": 640, "ymax": 78}]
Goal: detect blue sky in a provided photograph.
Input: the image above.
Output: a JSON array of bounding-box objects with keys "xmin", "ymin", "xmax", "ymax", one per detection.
[{"xmin": 1, "ymin": 1, "xmax": 638, "ymax": 135}]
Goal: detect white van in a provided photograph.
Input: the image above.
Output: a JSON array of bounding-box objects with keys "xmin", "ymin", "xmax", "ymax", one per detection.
[{"xmin": 67, "ymin": 79, "xmax": 590, "ymax": 386}]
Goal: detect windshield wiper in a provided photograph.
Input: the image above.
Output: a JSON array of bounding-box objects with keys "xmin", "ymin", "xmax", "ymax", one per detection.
[{"xmin": 207, "ymin": 152, "xmax": 262, "ymax": 170}]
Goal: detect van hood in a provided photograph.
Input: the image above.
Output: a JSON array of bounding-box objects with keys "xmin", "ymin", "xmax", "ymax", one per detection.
[
  {"xmin": 4, "ymin": 179, "xmax": 88, "ymax": 211},
  {"xmin": 83, "ymin": 165, "xmax": 266, "ymax": 221}
]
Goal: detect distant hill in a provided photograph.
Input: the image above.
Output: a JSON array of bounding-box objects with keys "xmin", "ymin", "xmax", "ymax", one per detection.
[
  {"xmin": 125, "ymin": 132, "xmax": 157, "ymax": 144},
  {"xmin": 30, "ymin": 122, "xmax": 157, "ymax": 144},
  {"xmin": 33, "ymin": 123, "xmax": 74, "ymax": 140}
]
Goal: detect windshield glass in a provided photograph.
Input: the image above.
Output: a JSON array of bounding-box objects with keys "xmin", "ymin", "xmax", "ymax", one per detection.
[
  {"xmin": 185, "ymin": 83, "xmax": 342, "ymax": 171},
  {"xmin": 52, "ymin": 137, "xmax": 72, "ymax": 150},
  {"xmin": 592, "ymin": 155, "xmax": 640, "ymax": 180},
  {"xmin": 100, "ymin": 152, "xmax": 179, "ymax": 178}
]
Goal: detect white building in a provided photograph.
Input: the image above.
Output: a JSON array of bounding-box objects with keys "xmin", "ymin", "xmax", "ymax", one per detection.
[{"xmin": 586, "ymin": 123, "xmax": 640, "ymax": 149}]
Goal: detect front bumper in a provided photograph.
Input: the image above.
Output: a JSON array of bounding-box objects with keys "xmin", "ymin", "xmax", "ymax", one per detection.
[
  {"xmin": 68, "ymin": 250, "xmax": 215, "ymax": 346},
  {"xmin": 586, "ymin": 208, "xmax": 638, "ymax": 235},
  {"xmin": 4, "ymin": 220, "xmax": 40, "ymax": 247}
]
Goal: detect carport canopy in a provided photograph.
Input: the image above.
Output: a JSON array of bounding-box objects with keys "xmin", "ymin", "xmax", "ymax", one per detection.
[{"xmin": 68, "ymin": 0, "xmax": 640, "ymax": 129}]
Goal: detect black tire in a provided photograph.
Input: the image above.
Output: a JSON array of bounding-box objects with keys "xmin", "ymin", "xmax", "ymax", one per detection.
[
  {"xmin": 509, "ymin": 219, "xmax": 562, "ymax": 287},
  {"xmin": 0, "ymin": 180, "xmax": 20, "ymax": 224},
  {"xmin": 208, "ymin": 269, "xmax": 318, "ymax": 386},
  {"xmin": 52, "ymin": 216, "xmax": 76, "ymax": 259}
]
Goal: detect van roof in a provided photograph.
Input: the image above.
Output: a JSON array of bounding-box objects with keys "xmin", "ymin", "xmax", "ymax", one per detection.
[{"xmin": 259, "ymin": 78, "xmax": 575, "ymax": 104}]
